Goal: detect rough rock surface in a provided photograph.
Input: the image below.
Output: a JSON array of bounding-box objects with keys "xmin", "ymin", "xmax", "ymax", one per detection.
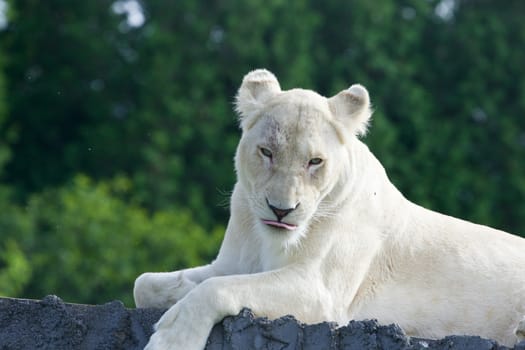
[{"xmin": 1, "ymin": 295, "xmax": 524, "ymax": 350}]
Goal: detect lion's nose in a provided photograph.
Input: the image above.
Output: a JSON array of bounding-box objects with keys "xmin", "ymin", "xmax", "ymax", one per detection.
[{"xmin": 266, "ymin": 199, "xmax": 299, "ymax": 221}]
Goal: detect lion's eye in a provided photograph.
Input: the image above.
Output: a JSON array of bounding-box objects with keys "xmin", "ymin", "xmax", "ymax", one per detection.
[
  {"xmin": 260, "ymin": 147, "xmax": 273, "ymax": 158},
  {"xmin": 309, "ymin": 158, "xmax": 323, "ymax": 166}
]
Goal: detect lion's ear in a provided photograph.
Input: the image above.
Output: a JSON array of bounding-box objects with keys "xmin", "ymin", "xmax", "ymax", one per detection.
[
  {"xmin": 328, "ymin": 84, "xmax": 372, "ymax": 137},
  {"xmin": 235, "ymin": 69, "xmax": 281, "ymax": 130}
]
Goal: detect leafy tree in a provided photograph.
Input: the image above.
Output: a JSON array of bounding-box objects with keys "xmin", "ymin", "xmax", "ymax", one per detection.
[
  {"xmin": 424, "ymin": 0, "xmax": 525, "ymax": 233},
  {"xmin": 3, "ymin": 175, "xmax": 222, "ymax": 305},
  {"xmin": 0, "ymin": 239, "xmax": 31, "ymax": 297},
  {"xmin": 0, "ymin": 185, "xmax": 33, "ymax": 297},
  {"xmin": 0, "ymin": 1, "xmax": 30, "ymax": 298},
  {"xmin": 0, "ymin": 20, "xmax": 8, "ymax": 174},
  {"xmin": 2, "ymin": 0, "xmax": 144, "ymax": 196}
]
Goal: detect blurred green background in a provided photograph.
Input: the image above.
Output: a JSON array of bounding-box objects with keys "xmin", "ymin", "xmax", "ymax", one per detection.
[{"xmin": 0, "ymin": 0, "xmax": 524, "ymax": 307}]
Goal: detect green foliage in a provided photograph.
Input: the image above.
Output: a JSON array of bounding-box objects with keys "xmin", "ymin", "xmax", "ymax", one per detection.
[
  {"xmin": 2, "ymin": 0, "xmax": 144, "ymax": 195},
  {"xmin": 0, "ymin": 185, "xmax": 33, "ymax": 296},
  {"xmin": 0, "ymin": 34, "xmax": 9, "ymax": 174},
  {"xmin": 0, "ymin": 240, "xmax": 31, "ymax": 297},
  {"xmin": 1, "ymin": 175, "xmax": 223, "ymax": 305}
]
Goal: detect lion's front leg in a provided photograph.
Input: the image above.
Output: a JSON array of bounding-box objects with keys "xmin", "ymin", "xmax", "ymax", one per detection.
[
  {"xmin": 146, "ymin": 267, "xmax": 327, "ymax": 350},
  {"xmin": 145, "ymin": 289, "xmax": 217, "ymax": 350},
  {"xmin": 134, "ymin": 264, "xmax": 220, "ymax": 309}
]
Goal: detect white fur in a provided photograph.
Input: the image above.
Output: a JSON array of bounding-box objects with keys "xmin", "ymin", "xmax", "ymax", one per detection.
[{"xmin": 135, "ymin": 69, "xmax": 525, "ymax": 350}]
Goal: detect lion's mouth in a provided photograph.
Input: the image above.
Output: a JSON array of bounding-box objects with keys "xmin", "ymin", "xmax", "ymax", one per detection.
[{"xmin": 262, "ymin": 219, "xmax": 298, "ymax": 231}]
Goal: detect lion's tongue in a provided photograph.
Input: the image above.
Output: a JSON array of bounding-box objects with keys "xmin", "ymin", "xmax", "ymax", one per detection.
[{"xmin": 262, "ymin": 220, "xmax": 297, "ymax": 231}]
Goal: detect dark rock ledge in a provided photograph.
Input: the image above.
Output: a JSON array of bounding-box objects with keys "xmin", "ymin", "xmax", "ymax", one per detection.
[{"xmin": 1, "ymin": 295, "xmax": 524, "ymax": 350}]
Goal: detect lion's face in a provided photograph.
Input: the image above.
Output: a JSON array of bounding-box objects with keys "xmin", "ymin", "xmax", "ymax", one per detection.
[
  {"xmin": 234, "ymin": 69, "xmax": 371, "ymax": 246},
  {"xmin": 236, "ymin": 91, "xmax": 346, "ymax": 244}
]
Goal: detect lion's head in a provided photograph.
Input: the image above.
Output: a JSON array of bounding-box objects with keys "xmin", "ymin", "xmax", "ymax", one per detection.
[{"xmin": 234, "ymin": 69, "xmax": 372, "ymax": 246}]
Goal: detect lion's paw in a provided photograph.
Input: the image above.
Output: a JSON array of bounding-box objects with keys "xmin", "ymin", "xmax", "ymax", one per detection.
[{"xmin": 134, "ymin": 271, "xmax": 197, "ymax": 308}]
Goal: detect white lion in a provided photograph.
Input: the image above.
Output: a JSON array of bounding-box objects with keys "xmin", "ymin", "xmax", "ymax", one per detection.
[{"xmin": 134, "ymin": 69, "xmax": 525, "ymax": 349}]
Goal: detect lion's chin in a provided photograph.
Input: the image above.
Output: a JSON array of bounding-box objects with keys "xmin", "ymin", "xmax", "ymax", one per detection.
[{"xmin": 261, "ymin": 219, "xmax": 298, "ymax": 231}]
